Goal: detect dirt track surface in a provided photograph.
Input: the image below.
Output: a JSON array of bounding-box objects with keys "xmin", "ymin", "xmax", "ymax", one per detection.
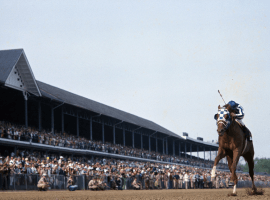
[{"xmin": 0, "ymin": 188, "xmax": 269, "ymax": 200}]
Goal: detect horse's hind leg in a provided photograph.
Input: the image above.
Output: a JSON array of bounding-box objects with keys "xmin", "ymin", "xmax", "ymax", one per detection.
[{"xmin": 243, "ymin": 152, "xmax": 256, "ymax": 192}]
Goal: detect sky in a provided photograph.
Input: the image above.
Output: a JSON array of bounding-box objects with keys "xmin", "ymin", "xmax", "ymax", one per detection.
[{"xmin": 0, "ymin": 0, "xmax": 269, "ymax": 158}]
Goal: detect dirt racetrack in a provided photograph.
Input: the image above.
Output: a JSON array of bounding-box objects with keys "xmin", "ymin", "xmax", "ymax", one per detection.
[{"xmin": 0, "ymin": 188, "xmax": 269, "ymax": 200}]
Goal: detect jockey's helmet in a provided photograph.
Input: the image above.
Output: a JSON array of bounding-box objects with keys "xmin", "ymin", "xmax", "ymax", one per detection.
[{"xmin": 228, "ymin": 100, "xmax": 237, "ymax": 108}]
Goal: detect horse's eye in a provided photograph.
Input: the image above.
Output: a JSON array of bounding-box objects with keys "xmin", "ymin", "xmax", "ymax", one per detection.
[
  {"xmin": 224, "ymin": 114, "xmax": 228, "ymax": 119},
  {"xmin": 214, "ymin": 114, "xmax": 218, "ymax": 120}
]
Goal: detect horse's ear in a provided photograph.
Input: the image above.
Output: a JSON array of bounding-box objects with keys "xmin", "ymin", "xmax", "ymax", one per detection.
[{"xmin": 218, "ymin": 105, "xmax": 221, "ymax": 109}]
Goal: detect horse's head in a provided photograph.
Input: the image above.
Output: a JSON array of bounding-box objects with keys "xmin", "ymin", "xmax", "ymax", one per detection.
[{"xmin": 214, "ymin": 105, "xmax": 231, "ymax": 136}]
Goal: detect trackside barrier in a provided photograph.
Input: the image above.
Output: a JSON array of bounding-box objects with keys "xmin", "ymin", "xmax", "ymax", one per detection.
[
  {"xmin": 0, "ymin": 174, "xmax": 2, "ymax": 190},
  {"xmin": 1, "ymin": 175, "xmax": 269, "ymax": 190}
]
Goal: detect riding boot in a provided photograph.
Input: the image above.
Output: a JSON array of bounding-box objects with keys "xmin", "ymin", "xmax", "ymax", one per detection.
[{"xmin": 242, "ymin": 126, "xmax": 252, "ymax": 142}]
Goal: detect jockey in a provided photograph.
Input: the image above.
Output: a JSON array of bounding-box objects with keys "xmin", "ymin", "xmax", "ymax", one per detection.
[{"xmin": 225, "ymin": 100, "xmax": 252, "ymax": 141}]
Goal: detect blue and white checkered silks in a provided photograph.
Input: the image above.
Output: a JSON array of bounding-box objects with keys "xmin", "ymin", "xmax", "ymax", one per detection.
[
  {"xmin": 216, "ymin": 107, "xmax": 231, "ymax": 130},
  {"xmin": 217, "ymin": 108, "xmax": 229, "ymax": 120}
]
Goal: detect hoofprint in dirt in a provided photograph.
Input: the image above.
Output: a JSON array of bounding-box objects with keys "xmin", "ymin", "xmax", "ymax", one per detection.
[{"xmin": 0, "ymin": 188, "xmax": 269, "ymax": 200}]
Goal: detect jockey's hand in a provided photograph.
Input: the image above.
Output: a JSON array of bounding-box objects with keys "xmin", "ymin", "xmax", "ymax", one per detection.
[{"xmin": 230, "ymin": 113, "xmax": 236, "ymax": 117}]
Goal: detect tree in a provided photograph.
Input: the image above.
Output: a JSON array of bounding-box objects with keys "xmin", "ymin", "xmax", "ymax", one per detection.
[{"xmin": 240, "ymin": 158, "xmax": 270, "ymax": 174}]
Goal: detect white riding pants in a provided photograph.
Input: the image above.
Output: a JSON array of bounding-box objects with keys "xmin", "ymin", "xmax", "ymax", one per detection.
[{"xmin": 235, "ymin": 119, "xmax": 245, "ymax": 126}]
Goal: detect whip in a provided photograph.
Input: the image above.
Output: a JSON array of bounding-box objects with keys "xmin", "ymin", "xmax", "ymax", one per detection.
[{"xmin": 218, "ymin": 90, "xmax": 226, "ymax": 105}]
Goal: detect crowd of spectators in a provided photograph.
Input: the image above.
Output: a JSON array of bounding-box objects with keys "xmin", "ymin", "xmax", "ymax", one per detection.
[
  {"xmin": 0, "ymin": 121, "xmax": 231, "ymax": 170},
  {"xmin": 0, "ymin": 150, "xmax": 269, "ymax": 191}
]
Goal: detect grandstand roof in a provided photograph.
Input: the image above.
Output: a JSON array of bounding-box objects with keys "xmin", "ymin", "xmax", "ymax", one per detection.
[
  {"xmin": 0, "ymin": 48, "xmax": 218, "ymax": 149},
  {"xmin": 37, "ymin": 80, "xmax": 181, "ymax": 138},
  {"xmin": 0, "ymin": 49, "xmax": 23, "ymax": 83},
  {"xmin": 0, "ymin": 49, "xmax": 41, "ymax": 96}
]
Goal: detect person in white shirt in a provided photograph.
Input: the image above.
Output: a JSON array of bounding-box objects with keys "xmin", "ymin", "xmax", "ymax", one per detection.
[
  {"xmin": 184, "ymin": 172, "xmax": 190, "ymax": 189},
  {"xmin": 58, "ymin": 156, "xmax": 63, "ymax": 165},
  {"xmin": 25, "ymin": 158, "xmax": 30, "ymax": 166},
  {"xmin": 9, "ymin": 157, "xmax": 14, "ymax": 166},
  {"xmin": 31, "ymin": 164, "xmax": 37, "ymax": 174},
  {"xmin": 179, "ymin": 173, "xmax": 183, "ymax": 189}
]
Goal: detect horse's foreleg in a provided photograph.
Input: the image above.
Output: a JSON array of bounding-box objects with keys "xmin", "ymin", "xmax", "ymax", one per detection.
[
  {"xmin": 231, "ymin": 149, "xmax": 241, "ymax": 194},
  {"xmin": 211, "ymin": 148, "xmax": 225, "ymax": 178},
  {"xmin": 226, "ymin": 155, "xmax": 233, "ymax": 173},
  {"xmin": 226, "ymin": 155, "xmax": 234, "ymax": 186},
  {"xmin": 233, "ymin": 184, "xmax": 237, "ymax": 194}
]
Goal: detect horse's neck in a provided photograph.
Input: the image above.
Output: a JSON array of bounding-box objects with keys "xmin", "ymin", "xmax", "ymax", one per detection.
[
  {"xmin": 224, "ymin": 120, "xmax": 245, "ymax": 144},
  {"xmin": 228, "ymin": 119, "xmax": 243, "ymax": 135}
]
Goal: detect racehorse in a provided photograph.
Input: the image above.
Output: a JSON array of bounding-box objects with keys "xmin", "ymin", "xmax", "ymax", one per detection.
[{"xmin": 211, "ymin": 105, "xmax": 256, "ymax": 195}]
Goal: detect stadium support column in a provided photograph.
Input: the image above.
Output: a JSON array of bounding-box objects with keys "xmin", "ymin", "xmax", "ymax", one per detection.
[
  {"xmin": 149, "ymin": 135, "xmax": 151, "ymax": 152},
  {"xmin": 210, "ymin": 147, "xmax": 212, "ymax": 161},
  {"xmin": 77, "ymin": 111, "xmax": 79, "ymax": 137},
  {"xmin": 90, "ymin": 118, "xmax": 92, "ymax": 140},
  {"xmin": 185, "ymin": 143, "xmax": 187, "ymax": 158},
  {"xmin": 156, "ymin": 136, "xmax": 158, "ymax": 152},
  {"xmin": 166, "ymin": 138, "xmax": 168, "ymax": 155},
  {"xmin": 38, "ymin": 101, "xmax": 42, "ymax": 131},
  {"xmin": 51, "ymin": 106, "xmax": 54, "ymax": 134},
  {"xmin": 113, "ymin": 125, "xmax": 116, "ymax": 145},
  {"xmin": 102, "ymin": 121, "xmax": 105, "ymax": 144},
  {"xmin": 123, "ymin": 129, "xmax": 125, "ymax": 146},
  {"xmin": 179, "ymin": 142, "xmax": 181, "ymax": 157},
  {"xmin": 141, "ymin": 133, "xmax": 143, "ymax": 150},
  {"xmin": 173, "ymin": 140, "xmax": 175, "ymax": 156},
  {"xmin": 204, "ymin": 146, "xmax": 205, "ymax": 161},
  {"xmin": 14, "ymin": 146, "xmax": 17, "ymax": 155},
  {"xmin": 23, "ymin": 92, "xmax": 28, "ymax": 128},
  {"xmin": 61, "ymin": 106, "xmax": 64, "ymax": 134},
  {"xmin": 162, "ymin": 139, "xmax": 165, "ymax": 154},
  {"xmin": 197, "ymin": 145, "xmax": 199, "ymax": 160},
  {"xmin": 132, "ymin": 131, "xmax": 134, "ymax": 148},
  {"xmin": 190, "ymin": 143, "xmax": 192, "ymax": 158}
]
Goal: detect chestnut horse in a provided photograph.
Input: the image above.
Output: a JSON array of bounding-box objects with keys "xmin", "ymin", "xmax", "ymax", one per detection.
[{"xmin": 212, "ymin": 105, "xmax": 256, "ymax": 195}]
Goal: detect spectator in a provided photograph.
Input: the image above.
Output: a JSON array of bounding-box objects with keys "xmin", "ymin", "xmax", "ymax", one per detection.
[
  {"xmin": 37, "ymin": 174, "xmax": 49, "ymax": 191},
  {"xmin": 67, "ymin": 175, "xmax": 78, "ymax": 191},
  {"xmin": 184, "ymin": 171, "xmax": 190, "ymax": 189}
]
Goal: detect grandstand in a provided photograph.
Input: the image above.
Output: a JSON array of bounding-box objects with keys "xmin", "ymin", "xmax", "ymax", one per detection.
[{"xmin": 0, "ymin": 48, "xmax": 219, "ymax": 164}]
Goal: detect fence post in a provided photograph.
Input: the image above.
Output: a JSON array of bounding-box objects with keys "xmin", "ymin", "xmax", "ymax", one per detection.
[
  {"xmin": 25, "ymin": 175, "xmax": 27, "ymax": 190},
  {"xmin": 64, "ymin": 176, "xmax": 66, "ymax": 189},
  {"xmin": 83, "ymin": 175, "xmax": 85, "ymax": 190},
  {"xmin": 14, "ymin": 175, "xmax": 16, "ymax": 190},
  {"xmin": 54, "ymin": 175, "xmax": 56, "ymax": 189}
]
